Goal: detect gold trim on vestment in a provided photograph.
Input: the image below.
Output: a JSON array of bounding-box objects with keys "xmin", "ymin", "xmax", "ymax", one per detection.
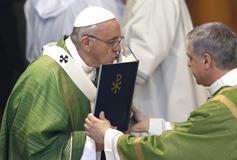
[
  {"xmin": 207, "ymin": 85, "xmax": 237, "ymax": 119},
  {"xmin": 219, "ymin": 85, "xmax": 237, "ymax": 94},
  {"xmin": 117, "ymin": 135, "xmax": 124, "ymax": 160},
  {"xmin": 134, "ymin": 137, "xmax": 145, "ymax": 160},
  {"xmin": 170, "ymin": 122, "xmax": 176, "ymax": 130},
  {"xmin": 208, "ymin": 85, "xmax": 237, "ymax": 102},
  {"xmin": 210, "ymin": 95, "xmax": 237, "ymax": 119}
]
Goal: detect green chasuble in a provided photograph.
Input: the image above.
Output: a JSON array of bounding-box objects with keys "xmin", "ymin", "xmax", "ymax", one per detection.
[
  {"xmin": 0, "ymin": 35, "xmax": 98, "ymax": 159},
  {"xmin": 117, "ymin": 85, "xmax": 237, "ymax": 160}
]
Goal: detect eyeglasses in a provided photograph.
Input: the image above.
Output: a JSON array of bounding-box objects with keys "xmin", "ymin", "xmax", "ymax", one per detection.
[{"xmin": 87, "ymin": 35, "xmax": 124, "ymax": 49}]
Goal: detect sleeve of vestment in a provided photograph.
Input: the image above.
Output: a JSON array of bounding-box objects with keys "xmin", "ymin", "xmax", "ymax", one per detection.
[
  {"xmin": 116, "ymin": 99, "xmax": 237, "ymax": 160},
  {"xmin": 104, "ymin": 118, "xmax": 172, "ymax": 159},
  {"xmin": 104, "ymin": 128, "xmax": 124, "ymax": 160}
]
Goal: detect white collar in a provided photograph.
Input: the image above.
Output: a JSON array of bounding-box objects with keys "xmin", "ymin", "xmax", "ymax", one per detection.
[
  {"xmin": 65, "ymin": 37, "xmax": 97, "ymax": 80},
  {"xmin": 207, "ymin": 68, "xmax": 237, "ymax": 96}
]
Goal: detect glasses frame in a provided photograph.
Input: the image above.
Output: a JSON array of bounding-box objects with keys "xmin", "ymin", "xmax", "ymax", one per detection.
[{"xmin": 86, "ymin": 35, "xmax": 124, "ymax": 49}]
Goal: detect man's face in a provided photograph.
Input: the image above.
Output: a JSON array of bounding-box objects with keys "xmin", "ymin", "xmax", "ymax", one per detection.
[
  {"xmin": 89, "ymin": 19, "xmax": 121, "ymax": 67},
  {"xmin": 187, "ymin": 41, "xmax": 205, "ymax": 85}
]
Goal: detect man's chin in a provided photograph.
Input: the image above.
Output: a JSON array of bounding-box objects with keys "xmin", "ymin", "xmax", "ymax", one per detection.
[
  {"xmin": 196, "ymin": 80, "xmax": 205, "ymax": 86},
  {"xmin": 195, "ymin": 79, "xmax": 201, "ymax": 85}
]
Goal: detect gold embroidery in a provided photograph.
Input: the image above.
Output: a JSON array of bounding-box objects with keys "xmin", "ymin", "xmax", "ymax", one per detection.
[
  {"xmin": 134, "ymin": 137, "xmax": 145, "ymax": 160},
  {"xmin": 210, "ymin": 95, "xmax": 237, "ymax": 119},
  {"xmin": 208, "ymin": 85, "xmax": 237, "ymax": 102},
  {"xmin": 111, "ymin": 74, "xmax": 122, "ymax": 93},
  {"xmin": 206, "ymin": 85, "xmax": 237, "ymax": 119},
  {"xmin": 170, "ymin": 122, "xmax": 176, "ymax": 130},
  {"xmin": 117, "ymin": 135, "xmax": 124, "ymax": 160}
]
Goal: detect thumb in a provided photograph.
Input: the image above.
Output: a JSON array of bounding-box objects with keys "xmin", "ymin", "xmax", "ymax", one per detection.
[
  {"xmin": 131, "ymin": 104, "xmax": 140, "ymax": 114},
  {"xmin": 99, "ymin": 111, "xmax": 106, "ymax": 120}
]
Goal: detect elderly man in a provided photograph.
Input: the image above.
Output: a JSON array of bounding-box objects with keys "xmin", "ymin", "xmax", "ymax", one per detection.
[
  {"xmin": 85, "ymin": 22, "xmax": 237, "ymax": 160},
  {"xmin": 24, "ymin": 0, "xmax": 125, "ymax": 63},
  {"xmin": 0, "ymin": 6, "xmax": 122, "ymax": 159}
]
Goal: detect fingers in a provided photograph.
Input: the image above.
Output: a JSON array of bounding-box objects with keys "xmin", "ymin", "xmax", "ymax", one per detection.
[
  {"xmin": 85, "ymin": 130, "xmax": 90, "ymax": 136},
  {"xmin": 85, "ymin": 117, "xmax": 90, "ymax": 124},
  {"xmin": 131, "ymin": 104, "xmax": 139, "ymax": 112},
  {"xmin": 84, "ymin": 123, "xmax": 91, "ymax": 138},
  {"xmin": 84, "ymin": 114, "xmax": 94, "ymax": 133},
  {"xmin": 99, "ymin": 111, "xmax": 106, "ymax": 120},
  {"xmin": 87, "ymin": 113, "xmax": 95, "ymax": 121},
  {"xmin": 129, "ymin": 110, "xmax": 134, "ymax": 118},
  {"xmin": 111, "ymin": 125, "xmax": 117, "ymax": 130},
  {"xmin": 84, "ymin": 112, "xmax": 104, "ymax": 131},
  {"xmin": 84, "ymin": 120, "xmax": 89, "ymax": 129}
]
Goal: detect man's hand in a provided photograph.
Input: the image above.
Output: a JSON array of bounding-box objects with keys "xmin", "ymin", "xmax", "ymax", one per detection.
[
  {"xmin": 84, "ymin": 111, "xmax": 111, "ymax": 144},
  {"xmin": 128, "ymin": 105, "xmax": 149, "ymax": 133}
]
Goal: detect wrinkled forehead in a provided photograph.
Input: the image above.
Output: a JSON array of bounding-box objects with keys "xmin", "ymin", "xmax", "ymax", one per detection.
[{"xmin": 96, "ymin": 19, "xmax": 121, "ymax": 39}]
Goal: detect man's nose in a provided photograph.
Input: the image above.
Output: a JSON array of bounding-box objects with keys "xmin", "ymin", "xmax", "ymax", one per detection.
[{"xmin": 113, "ymin": 43, "xmax": 121, "ymax": 52}]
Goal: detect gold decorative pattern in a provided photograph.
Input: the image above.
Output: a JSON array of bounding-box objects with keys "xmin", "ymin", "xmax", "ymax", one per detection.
[
  {"xmin": 111, "ymin": 74, "xmax": 122, "ymax": 93},
  {"xmin": 170, "ymin": 122, "xmax": 176, "ymax": 130},
  {"xmin": 117, "ymin": 135, "xmax": 125, "ymax": 160},
  {"xmin": 134, "ymin": 137, "xmax": 145, "ymax": 160},
  {"xmin": 208, "ymin": 85, "xmax": 237, "ymax": 102},
  {"xmin": 210, "ymin": 95, "xmax": 237, "ymax": 119}
]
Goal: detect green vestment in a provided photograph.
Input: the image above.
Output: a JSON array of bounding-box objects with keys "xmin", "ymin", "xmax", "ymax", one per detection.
[
  {"xmin": 0, "ymin": 35, "xmax": 98, "ymax": 159},
  {"xmin": 117, "ymin": 85, "xmax": 237, "ymax": 160}
]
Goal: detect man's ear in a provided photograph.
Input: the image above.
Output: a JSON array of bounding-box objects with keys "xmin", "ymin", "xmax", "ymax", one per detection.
[
  {"xmin": 202, "ymin": 53, "xmax": 212, "ymax": 69},
  {"xmin": 81, "ymin": 36, "xmax": 91, "ymax": 52}
]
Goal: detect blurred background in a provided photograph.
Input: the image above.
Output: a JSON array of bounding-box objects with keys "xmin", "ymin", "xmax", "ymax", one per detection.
[
  {"xmin": 186, "ymin": 0, "xmax": 237, "ymax": 34},
  {"xmin": 0, "ymin": 0, "xmax": 236, "ymax": 126}
]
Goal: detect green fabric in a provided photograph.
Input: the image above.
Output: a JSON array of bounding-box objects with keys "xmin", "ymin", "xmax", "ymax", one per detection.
[
  {"xmin": 118, "ymin": 86, "xmax": 237, "ymax": 160},
  {"xmin": 0, "ymin": 35, "xmax": 98, "ymax": 159}
]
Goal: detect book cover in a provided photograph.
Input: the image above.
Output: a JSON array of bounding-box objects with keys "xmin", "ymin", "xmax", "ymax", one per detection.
[{"xmin": 94, "ymin": 48, "xmax": 139, "ymax": 131}]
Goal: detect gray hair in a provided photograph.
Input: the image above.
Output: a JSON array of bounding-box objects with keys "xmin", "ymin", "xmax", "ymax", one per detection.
[
  {"xmin": 70, "ymin": 24, "xmax": 99, "ymax": 45},
  {"xmin": 187, "ymin": 22, "xmax": 237, "ymax": 70}
]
